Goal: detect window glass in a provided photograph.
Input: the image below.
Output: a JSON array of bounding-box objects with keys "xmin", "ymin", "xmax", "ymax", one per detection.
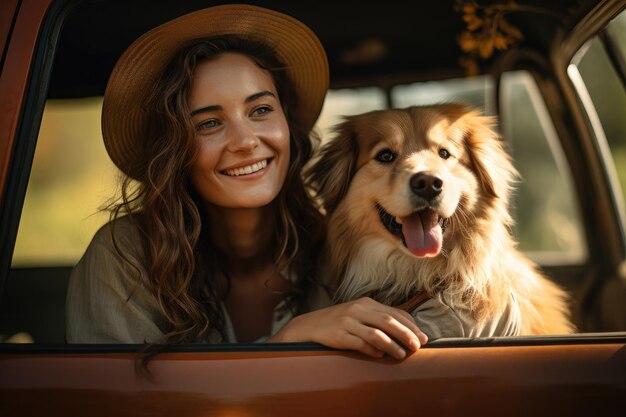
[
  {"xmin": 315, "ymin": 87, "xmax": 387, "ymax": 142},
  {"xmin": 11, "ymin": 98, "xmax": 118, "ymax": 266},
  {"xmin": 391, "ymin": 75, "xmax": 495, "ymax": 114},
  {"xmin": 606, "ymin": 10, "xmax": 626, "ymax": 60},
  {"xmin": 500, "ymin": 71, "xmax": 586, "ymax": 263},
  {"xmin": 570, "ymin": 14, "xmax": 626, "ymax": 210}
]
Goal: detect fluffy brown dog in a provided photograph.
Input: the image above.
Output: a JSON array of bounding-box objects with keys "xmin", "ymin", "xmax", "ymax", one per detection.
[{"xmin": 307, "ymin": 104, "xmax": 575, "ymax": 338}]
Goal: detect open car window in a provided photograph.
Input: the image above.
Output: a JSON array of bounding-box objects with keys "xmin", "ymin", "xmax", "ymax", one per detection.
[
  {"xmin": 568, "ymin": 13, "xmax": 626, "ymax": 235},
  {"xmin": 500, "ymin": 70, "xmax": 586, "ymax": 264},
  {"xmin": 11, "ymin": 98, "xmax": 115, "ymax": 267},
  {"xmin": 2, "ymin": 0, "xmax": 626, "ymax": 346}
]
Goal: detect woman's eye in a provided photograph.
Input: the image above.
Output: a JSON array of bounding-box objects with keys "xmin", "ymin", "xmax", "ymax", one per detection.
[
  {"xmin": 197, "ymin": 119, "xmax": 219, "ymax": 131},
  {"xmin": 252, "ymin": 106, "xmax": 273, "ymax": 117},
  {"xmin": 439, "ymin": 148, "xmax": 452, "ymax": 159},
  {"xmin": 375, "ymin": 149, "xmax": 396, "ymax": 163}
]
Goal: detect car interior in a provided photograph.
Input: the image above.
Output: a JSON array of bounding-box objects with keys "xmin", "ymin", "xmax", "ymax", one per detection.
[{"xmin": 1, "ymin": 0, "xmax": 626, "ymax": 344}]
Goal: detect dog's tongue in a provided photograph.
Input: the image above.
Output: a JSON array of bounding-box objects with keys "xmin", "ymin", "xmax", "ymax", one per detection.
[{"xmin": 402, "ymin": 209, "xmax": 443, "ymax": 257}]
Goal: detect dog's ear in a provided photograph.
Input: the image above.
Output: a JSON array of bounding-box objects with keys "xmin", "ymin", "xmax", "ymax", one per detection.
[
  {"xmin": 459, "ymin": 110, "xmax": 519, "ymax": 200},
  {"xmin": 305, "ymin": 118, "xmax": 358, "ymax": 214}
]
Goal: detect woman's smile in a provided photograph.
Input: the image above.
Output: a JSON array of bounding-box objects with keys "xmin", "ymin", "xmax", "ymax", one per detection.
[{"xmin": 223, "ymin": 157, "xmax": 271, "ymax": 177}]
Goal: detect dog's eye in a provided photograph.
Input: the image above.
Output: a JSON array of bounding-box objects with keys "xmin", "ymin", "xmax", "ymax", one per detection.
[
  {"xmin": 439, "ymin": 148, "xmax": 452, "ymax": 159},
  {"xmin": 376, "ymin": 149, "xmax": 396, "ymax": 163}
]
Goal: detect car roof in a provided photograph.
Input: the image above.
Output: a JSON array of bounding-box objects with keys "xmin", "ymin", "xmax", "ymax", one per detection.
[{"xmin": 48, "ymin": 0, "xmax": 599, "ymax": 99}]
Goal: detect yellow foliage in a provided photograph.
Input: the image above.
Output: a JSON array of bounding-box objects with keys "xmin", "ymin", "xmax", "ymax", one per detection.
[
  {"xmin": 455, "ymin": 0, "xmax": 525, "ymax": 76},
  {"xmin": 459, "ymin": 31, "xmax": 478, "ymax": 52}
]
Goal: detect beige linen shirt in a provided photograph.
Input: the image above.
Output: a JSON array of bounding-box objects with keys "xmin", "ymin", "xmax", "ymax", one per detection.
[
  {"xmin": 411, "ymin": 292, "xmax": 521, "ymax": 339},
  {"xmin": 67, "ymin": 217, "xmax": 517, "ymax": 344},
  {"xmin": 66, "ymin": 216, "xmax": 320, "ymax": 344}
]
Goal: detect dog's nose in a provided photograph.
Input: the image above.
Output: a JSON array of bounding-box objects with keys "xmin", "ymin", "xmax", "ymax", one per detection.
[{"xmin": 410, "ymin": 172, "xmax": 443, "ymax": 200}]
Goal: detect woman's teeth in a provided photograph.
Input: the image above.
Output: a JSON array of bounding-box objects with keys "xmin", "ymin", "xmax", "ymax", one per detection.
[{"xmin": 225, "ymin": 159, "xmax": 267, "ymax": 177}]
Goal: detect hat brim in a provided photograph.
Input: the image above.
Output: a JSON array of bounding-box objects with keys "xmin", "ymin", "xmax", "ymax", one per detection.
[{"xmin": 102, "ymin": 4, "xmax": 329, "ymax": 180}]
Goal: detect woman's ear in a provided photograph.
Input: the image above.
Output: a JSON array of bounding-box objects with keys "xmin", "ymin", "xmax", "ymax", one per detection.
[
  {"xmin": 460, "ymin": 111, "xmax": 519, "ymax": 201},
  {"xmin": 305, "ymin": 118, "xmax": 358, "ymax": 214}
]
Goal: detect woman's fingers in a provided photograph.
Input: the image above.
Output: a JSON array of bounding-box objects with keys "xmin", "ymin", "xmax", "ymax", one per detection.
[
  {"xmin": 362, "ymin": 315, "xmax": 421, "ymax": 353},
  {"xmin": 329, "ymin": 297, "xmax": 426, "ymax": 358},
  {"xmin": 342, "ymin": 333, "xmax": 385, "ymax": 358},
  {"xmin": 347, "ymin": 323, "xmax": 409, "ymax": 359},
  {"xmin": 394, "ymin": 309, "xmax": 429, "ymax": 344},
  {"xmin": 374, "ymin": 308, "xmax": 428, "ymax": 348},
  {"xmin": 267, "ymin": 296, "xmax": 429, "ymax": 360},
  {"xmin": 350, "ymin": 298, "xmax": 427, "ymax": 350}
]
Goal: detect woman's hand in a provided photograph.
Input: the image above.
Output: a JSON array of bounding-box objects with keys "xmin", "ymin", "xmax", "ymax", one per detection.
[{"xmin": 267, "ymin": 297, "xmax": 428, "ymax": 359}]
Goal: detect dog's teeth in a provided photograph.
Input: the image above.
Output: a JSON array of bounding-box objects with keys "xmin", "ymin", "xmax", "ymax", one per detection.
[{"xmin": 395, "ymin": 217, "xmax": 403, "ymax": 225}]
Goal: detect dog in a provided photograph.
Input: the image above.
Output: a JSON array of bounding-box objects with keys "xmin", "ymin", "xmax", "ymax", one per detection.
[{"xmin": 307, "ymin": 103, "xmax": 575, "ymax": 338}]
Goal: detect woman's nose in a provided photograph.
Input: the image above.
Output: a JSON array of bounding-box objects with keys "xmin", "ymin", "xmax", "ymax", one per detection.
[{"xmin": 227, "ymin": 120, "xmax": 260, "ymax": 152}]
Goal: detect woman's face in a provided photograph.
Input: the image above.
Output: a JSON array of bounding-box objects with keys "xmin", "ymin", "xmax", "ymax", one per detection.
[{"xmin": 187, "ymin": 52, "xmax": 290, "ymax": 209}]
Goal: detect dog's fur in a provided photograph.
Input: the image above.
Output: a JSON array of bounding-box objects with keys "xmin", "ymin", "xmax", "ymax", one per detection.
[{"xmin": 307, "ymin": 104, "xmax": 575, "ymax": 337}]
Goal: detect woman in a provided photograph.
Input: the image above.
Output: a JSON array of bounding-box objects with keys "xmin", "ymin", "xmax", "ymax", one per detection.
[{"xmin": 66, "ymin": 4, "xmax": 426, "ymax": 360}]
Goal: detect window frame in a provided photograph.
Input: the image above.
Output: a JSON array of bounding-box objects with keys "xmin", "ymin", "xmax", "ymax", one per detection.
[
  {"xmin": 0, "ymin": 0, "xmax": 80, "ymax": 294},
  {"xmin": 2, "ymin": 0, "xmax": 626, "ymax": 347}
]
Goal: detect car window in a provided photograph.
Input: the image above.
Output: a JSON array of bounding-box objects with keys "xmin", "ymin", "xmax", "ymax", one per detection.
[
  {"xmin": 11, "ymin": 98, "xmax": 117, "ymax": 267},
  {"xmin": 391, "ymin": 75, "xmax": 495, "ymax": 114},
  {"xmin": 6, "ymin": 2, "xmax": 625, "ymax": 346},
  {"xmin": 499, "ymin": 70, "xmax": 586, "ymax": 263},
  {"xmin": 568, "ymin": 10, "xmax": 626, "ymax": 232},
  {"xmin": 316, "ymin": 87, "xmax": 387, "ymax": 141},
  {"xmin": 606, "ymin": 8, "xmax": 626, "ymax": 73}
]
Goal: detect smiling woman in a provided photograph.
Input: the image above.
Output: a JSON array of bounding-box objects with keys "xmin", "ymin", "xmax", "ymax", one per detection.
[{"xmin": 63, "ymin": 4, "xmax": 427, "ymax": 358}]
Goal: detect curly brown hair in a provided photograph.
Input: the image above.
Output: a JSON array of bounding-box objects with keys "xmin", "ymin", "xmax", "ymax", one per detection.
[{"xmin": 108, "ymin": 36, "xmax": 326, "ymax": 344}]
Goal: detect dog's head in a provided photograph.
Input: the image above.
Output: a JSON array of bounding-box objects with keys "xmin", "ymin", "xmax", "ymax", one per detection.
[{"xmin": 306, "ymin": 103, "xmax": 518, "ymax": 259}]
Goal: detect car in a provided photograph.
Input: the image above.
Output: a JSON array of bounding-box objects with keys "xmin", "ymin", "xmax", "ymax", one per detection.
[{"xmin": 1, "ymin": 0, "xmax": 625, "ymax": 415}]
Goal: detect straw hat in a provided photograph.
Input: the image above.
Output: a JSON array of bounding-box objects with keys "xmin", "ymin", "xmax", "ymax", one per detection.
[{"xmin": 102, "ymin": 4, "xmax": 329, "ymax": 180}]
